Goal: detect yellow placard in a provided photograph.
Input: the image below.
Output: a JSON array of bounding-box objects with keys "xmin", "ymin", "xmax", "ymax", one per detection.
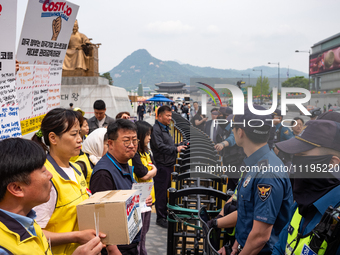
[{"xmin": 20, "ymin": 114, "xmax": 46, "ymax": 136}]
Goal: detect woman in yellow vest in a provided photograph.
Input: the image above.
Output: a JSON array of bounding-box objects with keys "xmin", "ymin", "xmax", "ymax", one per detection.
[
  {"xmin": 32, "ymin": 108, "xmax": 105, "ymax": 255},
  {"xmin": 130, "ymin": 121, "xmax": 157, "ymax": 255}
]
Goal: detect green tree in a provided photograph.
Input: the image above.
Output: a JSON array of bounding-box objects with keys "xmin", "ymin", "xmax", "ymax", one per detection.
[
  {"xmin": 100, "ymin": 72, "xmax": 113, "ymax": 85},
  {"xmin": 281, "ymin": 76, "xmax": 310, "ymax": 89},
  {"xmin": 253, "ymin": 76, "xmax": 270, "ymax": 96}
]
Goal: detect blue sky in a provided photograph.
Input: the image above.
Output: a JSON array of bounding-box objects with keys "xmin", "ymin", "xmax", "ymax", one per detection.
[{"xmin": 17, "ymin": 0, "xmax": 340, "ymax": 74}]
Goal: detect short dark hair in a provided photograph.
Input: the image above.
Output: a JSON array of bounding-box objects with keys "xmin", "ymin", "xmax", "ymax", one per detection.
[
  {"xmin": 135, "ymin": 121, "xmax": 153, "ymax": 154},
  {"xmin": 32, "ymin": 108, "xmax": 83, "ymax": 152},
  {"xmin": 0, "ymin": 138, "xmax": 46, "ymax": 201},
  {"xmin": 69, "ymin": 103, "xmax": 73, "ymax": 107},
  {"xmin": 158, "ymin": 105, "xmax": 171, "ymax": 116},
  {"xmin": 211, "ymin": 108, "xmax": 219, "ymax": 113},
  {"xmin": 107, "ymin": 119, "xmax": 137, "ymax": 140},
  {"xmin": 234, "ymin": 125, "xmax": 270, "ymax": 144},
  {"xmin": 116, "ymin": 111, "xmax": 130, "ymax": 119},
  {"xmin": 193, "ymin": 101, "xmax": 198, "ymax": 104},
  {"xmin": 291, "ymin": 117, "xmax": 304, "ymax": 126},
  {"xmin": 93, "ymin": 100, "xmax": 106, "ymax": 110}
]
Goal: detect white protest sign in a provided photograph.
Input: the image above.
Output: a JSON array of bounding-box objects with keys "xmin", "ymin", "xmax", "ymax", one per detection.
[
  {"xmin": 132, "ymin": 182, "xmax": 153, "ymax": 213},
  {"xmin": 0, "ymin": 0, "xmax": 22, "ymax": 140},
  {"xmin": 17, "ymin": 0, "xmax": 79, "ymax": 66}
]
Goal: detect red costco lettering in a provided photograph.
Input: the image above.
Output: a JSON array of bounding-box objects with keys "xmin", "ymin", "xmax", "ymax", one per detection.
[{"xmin": 42, "ymin": 1, "xmax": 70, "ymax": 15}]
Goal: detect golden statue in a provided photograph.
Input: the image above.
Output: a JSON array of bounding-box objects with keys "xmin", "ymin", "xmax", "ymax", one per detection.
[{"xmin": 63, "ymin": 20, "xmax": 92, "ymax": 71}]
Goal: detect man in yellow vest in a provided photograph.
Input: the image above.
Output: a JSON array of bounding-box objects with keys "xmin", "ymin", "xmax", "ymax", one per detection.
[
  {"xmin": 273, "ymin": 120, "xmax": 340, "ymax": 255},
  {"xmin": 0, "ymin": 138, "xmax": 103, "ymax": 255}
]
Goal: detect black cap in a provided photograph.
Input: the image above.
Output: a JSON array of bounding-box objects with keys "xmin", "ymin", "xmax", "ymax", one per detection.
[
  {"xmin": 276, "ymin": 120, "xmax": 340, "ymax": 154},
  {"xmin": 310, "ymin": 107, "xmax": 322, "ymax": 118},
  {"xmin": 317, "ymin": 111, "xmax": 340, "ymax": 123},
  {"xmin": 219, "ymin": 107, "xmax": 233, "ymax": 116},
  {"xmin": 273, "ymin": 109, "xmax": 282, "ymax": 117},
  {"xmin": 233, "ymin": 104, "xmax": 272, "ymax": 135}
]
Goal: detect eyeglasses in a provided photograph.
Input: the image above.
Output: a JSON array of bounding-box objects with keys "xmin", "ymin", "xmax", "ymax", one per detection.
[{"xmin": 120, "ymin": 139, "xmax": 139, "ymax": 147}]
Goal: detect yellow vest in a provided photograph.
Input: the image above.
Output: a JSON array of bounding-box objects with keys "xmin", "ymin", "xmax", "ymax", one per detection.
[
  {"xmin": 70, "ymin": 151, "xmax": 93, "ymax": 188},
  {"xmin": 285, "ymin": 208, "xmax": 328, "ymax": 255},
  {"xmin": 45, "ymin": 154, "xmax": 89, "ymax": 255},
  {"xmin": 0, "ymin": 210, "xmax": 52, "ymax": 255},
  {"xmin": 129, "ymin": 151, "xmax": 156, "ymax": 203}
]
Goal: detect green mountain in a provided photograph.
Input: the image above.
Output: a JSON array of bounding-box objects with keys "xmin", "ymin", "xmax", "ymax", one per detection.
[{"xmin": 108, "ymin": 49, "xmax": 307, "ymax": 90}]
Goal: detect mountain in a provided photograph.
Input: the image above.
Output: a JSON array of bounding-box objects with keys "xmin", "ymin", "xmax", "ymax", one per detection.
[{"xmin": 108, "ymin": 49, "xmax": 308, "ymax": 90}]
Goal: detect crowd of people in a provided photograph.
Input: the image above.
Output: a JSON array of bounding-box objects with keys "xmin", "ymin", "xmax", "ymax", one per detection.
[{"xmin": 0, "ymin": 98, "xmax": 340, "ymax": 255}]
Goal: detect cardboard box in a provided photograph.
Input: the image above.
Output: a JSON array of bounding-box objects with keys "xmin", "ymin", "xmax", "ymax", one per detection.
[{"xmin": 77, "ymin": 190, "xmax": 142, "ymax": 245}]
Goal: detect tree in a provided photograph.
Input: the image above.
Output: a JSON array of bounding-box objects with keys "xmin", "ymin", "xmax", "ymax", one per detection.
[
  {"xmin": 100, "ymin": 72, "xmax": 113, "ymax": 85},
  {"xmin": 252, "ymin": 76, "xmax": 270, "ymax": 96},
  {"xmin": 281, "ymin": 76, "xmax": 310, "ymax": 89}
]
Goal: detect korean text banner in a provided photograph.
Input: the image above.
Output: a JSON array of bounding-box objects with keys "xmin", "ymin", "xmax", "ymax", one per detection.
[
  {"xmin": 17, "ymin": 0, "xmax": 79, "ymax": 66},
  {"xmin": 310, "ymin": 45, "xmax": 340, "ymax": 75},
  {"xmin": 0, "ymin": 0, "xmax": 22, "ymax": 140}
]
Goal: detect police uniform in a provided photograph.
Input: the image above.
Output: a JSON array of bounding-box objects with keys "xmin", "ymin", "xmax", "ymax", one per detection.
[
  {"xmin": 274, "ymin": 122, "xmax": 294, "ymax": 142},
  {"xmin": 44, "ymin": 154, "xmax": 89, "ymax": 255},
  {"xmin": 273, "ymin": 109, "xmax": 294, "ymax": 143},
  {"xmin": 233, "ymin": 105, "xmax": 293, "ymax": 254},
  {"xmin": 272, "ymin": 185, "xmax": 340, "ymax": 255},
  {"xmin": 236, "ymin": 144, "xmax": 293, "ymax": 253},
  {"xmin": 273, "ymin": 120, "xmax": 340, "ymax": 255},
  {"xmin": 0, "ymin": 209, "xmax": 52, "ymax": 255}
]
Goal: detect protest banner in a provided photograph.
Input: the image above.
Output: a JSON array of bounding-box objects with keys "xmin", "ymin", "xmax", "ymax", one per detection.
[
  {"xmin": 17, "ymin": 0, "xmax": 79, "ymax": 66},
  {"xmin": 16, "ymin": 0, "xmax": 78, "ymax": 136},
  {"xmin": 0, "ymin": 0, "xmax": 21, "ymax": 140}
]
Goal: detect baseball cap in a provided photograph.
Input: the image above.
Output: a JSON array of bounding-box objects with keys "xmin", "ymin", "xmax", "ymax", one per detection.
[
  {"xmin": 232, "ymin": 104, "xmax": 272, "ymax": 135},
  {"xmin": 273, "ymin": 109, "xmax": 282, "ymax": 117},
  {"xmin": 310, "ymin": 107, "xmax": 322, "ymax": 118},
  {"xmin": 219, "ymin": 107, "xmax": 233, "ymax": 116},
  {"xmin": 276, "ymin": 120, "xmax": 340, "ymax": 154},
  {"xmin": 317, "ymin": 111, "xmax": 340, "ymax": 123}
]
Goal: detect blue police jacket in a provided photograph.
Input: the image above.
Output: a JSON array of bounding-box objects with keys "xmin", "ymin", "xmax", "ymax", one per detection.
[
  {"xmin": 235, "ymin": 144, "xmax": 293, "ymax": 253},
  {"xmin": 224, "ymin": 123, "xmax": 236, "ymax": 147},
  {"xmin": 272, "ymin": 184, "xmax": 340, "ymax": 255},
  {"xmin": 275, "ymin": 123, "xmax": 294, "ymax": 142}
]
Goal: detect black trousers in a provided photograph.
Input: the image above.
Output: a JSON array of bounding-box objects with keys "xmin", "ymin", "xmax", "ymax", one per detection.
[
  {"xmin": 153, "ymin": 164, "xmax": 173, "ymax": 220},
  {"xmin": 138, "ymin": 113, "xmax": 144, "ymax": 121}
]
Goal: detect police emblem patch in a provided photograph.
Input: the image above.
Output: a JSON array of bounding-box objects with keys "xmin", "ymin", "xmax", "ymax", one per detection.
[
  {"xmin": 243, "ymin": 175, "xmax": 251, "ymax": 187},
  {"xmin": 257, "ymin": 184, "xmax": 272, "ymax": 201}
]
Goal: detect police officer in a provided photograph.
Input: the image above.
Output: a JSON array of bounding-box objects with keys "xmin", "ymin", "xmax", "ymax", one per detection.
[
  {"xmin": 215, "ymin": 107, "xmax": 245, "ymax": 191},
  {"xmin": 273, "ymin": 109, "xmax": 294, "ymax": 143},
  {"xmin": 229, "ymin": 105, "xmax": 293, "ymax": 255},
  {"xmin": 273, "ymin": 120, "xmax": 340, "ymax": 255},
  {"xmin": 309, "ymin": 107, "xmax": 322, "ymax": 120}
]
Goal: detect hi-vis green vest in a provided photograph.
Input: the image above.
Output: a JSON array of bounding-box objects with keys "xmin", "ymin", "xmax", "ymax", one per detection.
[
  {"xmin": 129, "ymin": 151, "xmax": 156, "ymax": 203},
  {"xmin": 0, "ymin": 210, "xmax": 52, "ymax": 255},
  {"xmin": 285, "ymin": 208, "xmax": 328, "ymax": 255},
  {"xmin": 70, "ymin": 150, "xmax": 93, "ymax": 188},
  {"xmin": 45, "ymin": 154, "xmax": 89, "ymax": 255}
]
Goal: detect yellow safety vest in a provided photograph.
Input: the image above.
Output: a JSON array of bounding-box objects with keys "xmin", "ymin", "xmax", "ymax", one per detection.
[
  {"xmin": 285, "ymin": 208, "xmax": 328, "ymax": 255},
  {"xmin": 45, "ymin": 154, "xmax": 89, "ymax": 255},
  {"xmin": 70, "ymin": 151, "xmax": 93, "ymax": 188},
  {"xmin": 129, "ymin": 151, "xmax": 156, "ymax": 203},
  {"xmin": 0, "ymin": 210, "xmax": 52, "ymax": 255}
]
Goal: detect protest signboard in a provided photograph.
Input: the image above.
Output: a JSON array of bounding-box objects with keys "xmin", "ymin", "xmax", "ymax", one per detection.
[
  {"xmin": 17, "ymin": 0, "xmax": 79, "ymax": 65},
  {"xmin": 16, "ymin": 0, "xmax": 78, "ymax": 136},
  {"xmin": 0, "ymin": 0, "xmax": 21, "ymax": 140}
]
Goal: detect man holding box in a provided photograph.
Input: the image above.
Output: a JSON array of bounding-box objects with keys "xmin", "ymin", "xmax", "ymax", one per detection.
[{"xmin": 91, "ymin": 119, "xmax": 152, "ymax": 255}]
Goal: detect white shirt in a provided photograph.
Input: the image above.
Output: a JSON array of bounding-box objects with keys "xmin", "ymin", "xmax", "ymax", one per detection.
[
  {"xmin": 33, "ymin": 166, "xmax": 78, "ymax": 228},
  {"xmin": 97, "ymin": 116, "xmax": 106, "ymax": 128}
]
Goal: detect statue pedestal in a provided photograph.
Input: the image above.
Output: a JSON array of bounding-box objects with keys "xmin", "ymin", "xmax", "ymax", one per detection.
[{"xmin": 60, "ymin": 77, "xmax": 133, "ymax": 118}]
